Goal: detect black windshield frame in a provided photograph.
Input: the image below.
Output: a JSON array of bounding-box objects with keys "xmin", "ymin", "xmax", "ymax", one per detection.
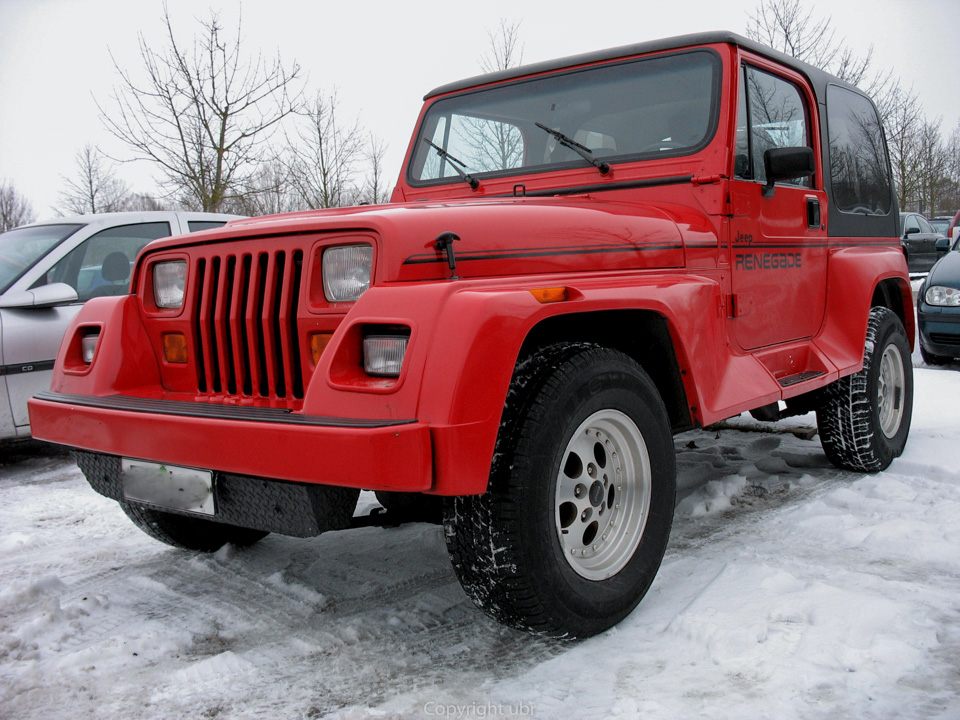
[{"xmin": 408, "ymin": 49, "xmax": 722, "ymax": 188}]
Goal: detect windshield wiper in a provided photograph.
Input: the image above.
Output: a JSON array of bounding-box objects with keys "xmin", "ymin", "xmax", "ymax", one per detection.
[
  {"xmin": 535, "ymin": 122, "xmax": 610, "ymax": 175},
  {"xmin": 422, "ymin": 138, "xmax": 480, "ymax": 190}
]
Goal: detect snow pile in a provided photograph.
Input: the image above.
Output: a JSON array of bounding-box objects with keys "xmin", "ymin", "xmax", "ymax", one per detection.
[{"xmin": 2, "ymin": 369, "xmax": 959, "ymax": 719}]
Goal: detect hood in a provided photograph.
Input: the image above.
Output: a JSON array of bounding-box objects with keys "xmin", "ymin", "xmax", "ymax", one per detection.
[
  {"xmin": 142, "ymin": 197, "xmax": 713, "ymax": 282},
  {"xmin": 927, "ymin": 250, "xmax": 960, "ymax": 290}
]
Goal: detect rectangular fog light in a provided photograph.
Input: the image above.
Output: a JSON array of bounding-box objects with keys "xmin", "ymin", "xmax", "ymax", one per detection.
[
  {"xmin": 81, "ymin": 333, "xmax": 100, "ymax": 364},
  {"xmin": 363, "ymin": 335, "xmax": 408, "ymax": 377}
]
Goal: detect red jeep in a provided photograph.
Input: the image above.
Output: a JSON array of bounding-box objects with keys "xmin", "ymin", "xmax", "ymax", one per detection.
[{"xmin": 29, "ymin": 31, "xmax": 913, "ymax": 638}]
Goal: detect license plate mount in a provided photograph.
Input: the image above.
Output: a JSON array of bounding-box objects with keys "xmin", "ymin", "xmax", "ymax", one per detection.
[{"xmin": 121, "ymin": 459, "xmax": 215, "ymax": 516}]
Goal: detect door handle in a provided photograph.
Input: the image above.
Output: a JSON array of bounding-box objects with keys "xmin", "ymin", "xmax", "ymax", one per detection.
[{"xmin": 806, "ymin": 198, "xmax": 821, "ymax": 229}]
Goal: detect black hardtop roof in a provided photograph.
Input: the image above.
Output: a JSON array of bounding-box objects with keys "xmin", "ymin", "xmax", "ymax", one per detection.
[{"xmin": 424, "ymin": 30, "xmax": 856, "ymax": 103}]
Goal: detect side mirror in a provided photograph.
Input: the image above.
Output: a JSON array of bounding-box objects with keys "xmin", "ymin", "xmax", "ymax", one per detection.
[
  {"xmin": 0, "ymin": 282, "xmax": 79, "ymax": 309},
  {"xmin": 936, "ymin": 236, "xmax": 951, "ymax": 257},
  {"xmin": 904, "ymin": 227, "xmax": 920, "ymax": 236},
  {"xmin": 762, "ymin": 146, "xmax": 816, "ymax": 198}
]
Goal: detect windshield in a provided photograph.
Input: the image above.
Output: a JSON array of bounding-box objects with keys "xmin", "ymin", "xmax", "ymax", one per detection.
[
  {"xmin": 409, "ymin": 49, "xmax": 720, "ymax": 187},
  {"xmin": 0, "ymin": 223, "xmax": 84, "ymax": 294}
]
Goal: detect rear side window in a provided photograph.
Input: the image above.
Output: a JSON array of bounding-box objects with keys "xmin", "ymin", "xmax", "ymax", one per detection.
[
  {"xmin": 187, "ymin": 221, "xmax": 227, "ymax": 233},
  {"xmin": 827, "ymin": 85, "xmax": 892, "ymax": 215}
]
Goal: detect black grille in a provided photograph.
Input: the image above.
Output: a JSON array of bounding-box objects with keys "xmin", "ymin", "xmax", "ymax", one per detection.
[
  {"xmin": 930, "ymin": 333, "xmax": 960, "ymax": 347},
  {"xmin": 193, "ymin": 250, "xmax": 304, "ymax": 400}
]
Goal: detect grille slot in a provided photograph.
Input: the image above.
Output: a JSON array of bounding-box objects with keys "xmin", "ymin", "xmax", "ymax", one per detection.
[
  {"xmin": 193, "ymin": 249, "xmax": 305, "ymax": 401},
  {"xmin": 930, "ymin": 333, "xmax": 960, "ymax": 347}
]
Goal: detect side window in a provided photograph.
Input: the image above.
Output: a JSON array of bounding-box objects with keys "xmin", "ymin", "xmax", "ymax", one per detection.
[
  {"xmin": 826, "ymin": 85, "xmax": 892, "ymax": 215},
  {"xmin": 42, "ymin": 222, "xmax": 172, "ymax": 301},
  {"xmin": 903, "ymin": 215, "xmax": 920, "ymax": 234},
  {"xmin": 187, "ymin": 220, "xmax": 228, "ymax": 233},
  {"xmin": 735, "ymin": 65, "xmax": 810, "ymax": 186},
  {"xmin": 918, "ymin": 216, "xmax": 935, "ymax": 234}
]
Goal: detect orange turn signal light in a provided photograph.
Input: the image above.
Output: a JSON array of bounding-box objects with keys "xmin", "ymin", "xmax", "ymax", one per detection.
[
  {"xmin": 528, "ymin": 287, "xmax": 568, "ymax": 304},
  {"xmin": 162, "ymin": 333, "xmax": 189, "ymax": 363},
  {"xmin": 310, "ymin": 333, "xmax": 333, "ymax": 365}
]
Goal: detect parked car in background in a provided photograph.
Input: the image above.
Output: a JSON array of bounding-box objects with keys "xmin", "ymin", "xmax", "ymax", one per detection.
[
  {"xmin": 900, "ymin": 212, "xmax": 946, "ymax": 273},
  {"xmin": 0, "ymin": 211, "xmax": 241, "ymax": 439},
  {"xmin": 930, "ymin": 216, "xmax": 953, "ymax": 236},
  {"xmin": 918, "ymin": 233, "xmax": 960, "ymax": 365},
  {"xmin": 947, "ymin": 210, "xmax": 960, "ymax": 244}
]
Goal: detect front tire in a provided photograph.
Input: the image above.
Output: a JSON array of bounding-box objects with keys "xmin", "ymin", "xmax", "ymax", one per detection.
[
  {"xmin": 444, "ymin": 345, "xmax": 676, "ymax": 638},
  {"xmin": 817, "ymin": 306, "xmax": 913, "ymax": 472}
]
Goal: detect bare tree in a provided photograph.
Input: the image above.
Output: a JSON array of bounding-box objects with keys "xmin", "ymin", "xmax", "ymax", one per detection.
[
  {"xmin": 915, "ymin": 117, "xmax": 948, "ymax": 215},
  {"xmin": 287, "ymin": 90, "xmax": 364, "ymax": 209},
  {"xmin": 0, "ymin": 180, "xmax": 35, "ymax": 232},
  {"xmin": 233, "ymin": 160, "xmax": 300, "ymax": 216},
  {"xmin": 884, "ymin": 85, "xmax": 925, "ymax": 211},
  {"xmin": 944, "ymin": 122, "xmax": 960, "ymax": 212},
  {"xmin": 98, "ymin": 7, "xmax": 303, "ymax": 212},
  {"xmin": 119, "ymin": 192, "xmax": 170, "ymax": 212},
  {"xmin": 746, "ymin": 0, "xmax": 873, "ymax": 85},
  {"xmin": 360, "ymin": 134, "xmax": 390, "ymax": 205},
  {"xmin": 57, "ymin": 144, "xmax": 129, "ymax": 215},
  {"xmin": 462, "ymin": 19, "xmax": 525, "ymax": 175},
  {"xmin": 480, "ymin": 19, "xmax": 524, "ymax": 74}
]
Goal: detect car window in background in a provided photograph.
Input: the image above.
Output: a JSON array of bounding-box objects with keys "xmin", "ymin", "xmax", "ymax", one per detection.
[
  {"xmin": 930, "ymin": 218, "xmax": 950, "ymax": 234},
  {"xmin": 0, "ymin": 223, "xmax": 84, "ymax": 293},
  {"xmin": 41, "ymin": 222, "xmax": 172, "ymax": 301},
  {"xmin": 902, "ymin": 214, "xmax": 920, "ymax": 234},
  {"xmin": 187, "ymin": 220, "xmax": 228, "ymax": 233},
  {"xmin": 918, "ymin": 216, "xmax": 936, "ymax": 234}
]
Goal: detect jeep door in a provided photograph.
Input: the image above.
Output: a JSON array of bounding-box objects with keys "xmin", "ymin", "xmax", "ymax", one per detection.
[{"xmin": 728, "ymin": 58, "xmax": 828, "ymax": 350}]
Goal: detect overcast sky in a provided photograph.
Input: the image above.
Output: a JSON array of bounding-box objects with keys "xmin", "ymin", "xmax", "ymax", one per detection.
[{"xmin": 1, "ymin": 0, "xmax": 957, "ymax": 218}]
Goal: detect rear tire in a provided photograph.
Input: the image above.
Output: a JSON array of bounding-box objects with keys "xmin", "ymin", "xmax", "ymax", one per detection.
[
  {"xmin": 817, "ymin": 307, "xmax": 913, "ymax": 472},
  {"xmin": 120, "ymin": 502, "xmax": 268, "ymax": 552},
  {"xmin": 444, "ymin": 345, "xmax": 676, "ymax": 638}
]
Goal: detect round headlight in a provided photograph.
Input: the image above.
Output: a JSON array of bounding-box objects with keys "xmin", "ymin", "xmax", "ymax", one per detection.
[
  {"xmin": 153, "ymin": 260, "xmax": 187, "ymax": 309},
  {"xmin": 322, "ymin": 245, "xmax": 373, "ymax": 302},
  {"xmin": 925, "ymin": 285, "xmax": 960, "ymax": 307}
]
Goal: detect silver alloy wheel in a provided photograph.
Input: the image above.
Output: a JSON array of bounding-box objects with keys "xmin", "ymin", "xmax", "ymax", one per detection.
[
  {"xmin": 555, "ymin": 409, "xmax": 651, "ymax": 580},
  {"xmin": 878, "ymin": 343, "xmax": 906, "ymax": 438}
]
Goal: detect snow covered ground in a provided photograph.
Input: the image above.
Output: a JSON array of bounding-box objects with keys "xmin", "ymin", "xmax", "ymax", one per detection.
[{"xmin": 2, "ymin": 360, "xmax": 959, "ymax": 719}]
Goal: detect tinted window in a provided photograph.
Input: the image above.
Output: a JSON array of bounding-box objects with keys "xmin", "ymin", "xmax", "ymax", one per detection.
[
  {"xmin": 930, "ymin": 218, "xmax": 950, "ymax": 234},
  {"xmin": 0, "ymin": 223, "xmax": 83, "ymax": 293},
  {"xmin": 827, "ymin": 85, "xmax": 892, "ymax": 215},
  {"xmin": 411, "ymin": 50, "xmax": 720, "ymax": 185},
  {"xmin": 901, "ymin": 214, "xmax": 920, "ymax": 234},
  {"xmin": 734, "ymin": 65, "xmax": 810, "ymax": 186},
  {"xmin": 41, "ymin": 222, "xmax": 172, "ymax": 300},
  {"xmin": 187, "ymin": 220, "xmax": 227, "ymax": 233}
]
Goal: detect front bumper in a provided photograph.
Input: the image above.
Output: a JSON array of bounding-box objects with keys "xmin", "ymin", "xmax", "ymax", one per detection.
[
  {"xmin": 917, "ymin": 305, "xmax": 960, "ymax": 358},
  {"xmin": 29, "ymin": 391, "xmax": 433, "ymax": 492}
]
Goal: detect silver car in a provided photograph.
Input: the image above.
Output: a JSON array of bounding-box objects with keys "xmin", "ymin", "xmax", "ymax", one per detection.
[{"xmin": 0, "ymin": 211, "xmax": 241, "ymax": 439}]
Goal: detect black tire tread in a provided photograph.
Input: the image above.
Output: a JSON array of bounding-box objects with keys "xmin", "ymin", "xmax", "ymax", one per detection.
[
  {"xmin": 817, "ymin": 306, "xmax": 912, "ymax": 472},
  {"xmin": 444, "ymin": 343, "xmax": 674, "ymax": 637},
  {"xmin": 121, "ymin": 502, "xmax": 268, "ymax": 552}
]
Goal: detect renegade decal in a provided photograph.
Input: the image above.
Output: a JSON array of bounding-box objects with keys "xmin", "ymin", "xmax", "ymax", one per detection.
[{"xmin": 735, "ymin": 252, "xmax": 803, "ymax": 270}]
